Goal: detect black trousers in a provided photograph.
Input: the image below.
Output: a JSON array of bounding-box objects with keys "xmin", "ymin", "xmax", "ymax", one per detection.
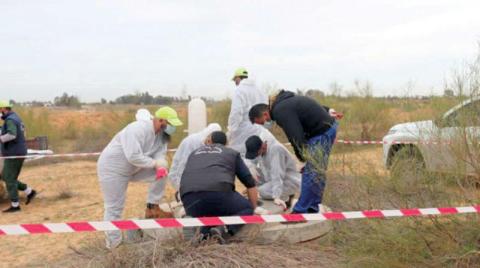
[{"xmin": 182, "ymin": 191, "xmax": 254, "ymax": 235}]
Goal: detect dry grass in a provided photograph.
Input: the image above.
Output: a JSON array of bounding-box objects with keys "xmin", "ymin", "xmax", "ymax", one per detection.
[
  {"xmin": 64, "ymin": 236, "xmax": 338, "ymax": 268},
  {"xmin": 1, "ymin": 94, "xmax": 478, "ymax": 267}
]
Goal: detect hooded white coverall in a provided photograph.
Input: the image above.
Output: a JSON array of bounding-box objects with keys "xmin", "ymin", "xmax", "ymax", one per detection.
[
  {"xmin": 257, "ymin": 142, "xmax": 301, "ymax": 201},
  {"xmin": 135, "ymin": 108, "xmax": 153, "ymax": 121},
  {"xmin": 227, "ymin": 79, "xmax": 267, "ymax": 154},
  {"xmin": 243, "ymin": 124, "xmax": 279, "ymax": 181},
  {"xmin": 169, "ymin": 123, "xmax": 222, "ymax": 190},
  {"xmin": 97, "ymin": 120, "xmax": 168, "ymax": 248}
]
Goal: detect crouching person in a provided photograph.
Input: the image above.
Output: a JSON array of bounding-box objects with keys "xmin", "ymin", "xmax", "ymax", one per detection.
[
  {"xmin": 180, "ymin": 131, "xmax": 258, "ymax": 242},
  {"xmin": 245, "ymin": 135, "xmax": 300, "ymax": 211}
]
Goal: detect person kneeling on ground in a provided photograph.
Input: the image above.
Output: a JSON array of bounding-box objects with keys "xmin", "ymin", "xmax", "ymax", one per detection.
[
  {"xmin": 245, "ymin": 135, "xmax": 300, "ymax": 211},
  {"xmin": 180, "ymin": 131, "xmax": 259, "ymax": 242}
]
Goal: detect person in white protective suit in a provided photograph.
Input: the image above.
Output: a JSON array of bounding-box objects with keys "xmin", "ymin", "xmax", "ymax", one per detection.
[
  {"xmin": 227, "ymin": 67, "xmax": 267, "ymax": 154},
  {"xmin": 245, "ymin": 123, "xmax": 279, "ymax": 181},
  {"xmin": 135, "ymin": 108, "xmax": 153, "ymax": 121},
  {"xmin": 244, "ymin": 135, "xmax": 301, "ymax": 211},
  {"xmin": 169, "ymin": 123, "xmax": 222, "ymax": 191},
  {"xmin": 97, "ymin": 106, "xmax": 182, "ymax": 249}
]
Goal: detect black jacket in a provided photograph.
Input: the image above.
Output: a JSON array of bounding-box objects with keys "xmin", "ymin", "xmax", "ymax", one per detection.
[
  {"xmin": 271, "ymin": 90, "xmax": 334, "ymax": 162},
  {"xmin": 180, "ymin": 144, "xmax": 256, "ymax": 197}
]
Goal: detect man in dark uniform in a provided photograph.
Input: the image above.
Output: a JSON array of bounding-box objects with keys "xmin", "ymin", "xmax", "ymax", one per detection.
[
  {"xmin": 0, "ymin": 100, "xmax": 37, "ymax": 213},
  {"xmin": 180, "ymin": 131, "xmax": 258, "ymax": 240}
]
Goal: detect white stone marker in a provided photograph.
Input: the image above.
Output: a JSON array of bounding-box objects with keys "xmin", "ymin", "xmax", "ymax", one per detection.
[{"xmin": 187, "ymin": 98, "xmax": 207, "ymax": 135}]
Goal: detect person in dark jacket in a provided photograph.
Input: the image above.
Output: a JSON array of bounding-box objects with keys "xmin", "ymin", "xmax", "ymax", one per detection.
[
  {"xmin": 180, "ymin": 131, "xmax": 258, "ymax": 240},
  {"xmin": 248, "ymin": 90, "xmax": 342, "ymax": 213},
  {"xmin": 0, "ymin": 101, "xmax": 37, "ymax": 213}
]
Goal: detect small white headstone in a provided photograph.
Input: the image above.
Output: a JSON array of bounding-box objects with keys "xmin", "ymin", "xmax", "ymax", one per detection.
[{"xmin": 188, "ymin": 98, "xmax": 207, "ymax": 135}]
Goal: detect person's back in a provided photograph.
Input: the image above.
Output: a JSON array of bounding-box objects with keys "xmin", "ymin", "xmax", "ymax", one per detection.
[
  {"xmin": 271, "ymin": 90, "xmax": 334, "ymax": 161},
  {"xmin": 180, "ymin": 144, "xmax": 239, "ymax": 197},
  {"xmin": 98, "ymin": 120, "xmax": 167, "ymax": 176},
  {"xmin": 1, "ymin": 111, "xmax": 27, "ymax": 157},
  {"xmin": 260, "ymin": 143, "xmax": 297, "ymax": 178},
  {"xmin": 180, "ymin": 131, "xmax": 258, "ymax": 240},
  {"xmin": 253, "ymin": 124, "xmax": 278, "ymax": 146},
  {"xmin": 169, "ymin": 123, "xmax": 221, "ymax": 190},
  {"xmin": 271, "ymin": 90, "xmax": 333, "ymax": 141}
]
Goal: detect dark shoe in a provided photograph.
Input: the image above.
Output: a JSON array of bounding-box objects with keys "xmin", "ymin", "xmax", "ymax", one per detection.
[
  {"xmin": 209, "ymin": 227, "xmax": 226, "ymax": 244},
  {"xmin": 3, "ymin": 206, "xmax": 21, "ymax": 213},
  {"xmin": 26, "ymin": 190, "xmax": 37, "ymax": 205},
  {"xmin": 285, "ymin": 195, "xmax": 295, "ymax": 209}
]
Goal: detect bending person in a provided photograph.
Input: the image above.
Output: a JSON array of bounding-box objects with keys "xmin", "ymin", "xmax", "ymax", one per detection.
[
  {"xmin": 249, "ymin": 90, "xmax": 342, "ymax": 214},
  {"xmin": 97, "ymin": 106, "xmax": 182, "ymax": 249},
  {"xmin": 245, "ymin": 135, "xmax": 300, "ymax": 210}
]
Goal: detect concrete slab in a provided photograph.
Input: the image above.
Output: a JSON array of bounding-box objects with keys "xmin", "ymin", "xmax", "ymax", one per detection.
[
  {"xmin": 146, "ymin": 200, "xmax": 332, "ymax": 244},
  {"xmin": 235, "ymin": 202, "xmax": 332, "ymax": 244}
]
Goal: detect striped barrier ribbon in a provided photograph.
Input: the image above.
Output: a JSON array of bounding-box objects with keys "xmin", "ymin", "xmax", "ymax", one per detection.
[
  {"xmin": 0, "ymin": 140, "xmax": 449, "ymax": 160},
  {"xmin": 1, "ymin": 205, "xmax": 478, "ymax": 236}
]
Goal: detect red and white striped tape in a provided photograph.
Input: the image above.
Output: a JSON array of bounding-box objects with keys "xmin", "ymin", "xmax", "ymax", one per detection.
[
  {"xmin": 334, "ymin": 139, "xmax": 448, "ymax": 145},
  {"xmin": 1, "ymin": 205, "xmax": 478, "ymax": 236},
  {"xmin": 0, "ymin": 140, "xmax": 447, "ymax": 160},
  {"xmin": 0, "ymin": 149, "xmax": 178, "ymax": 160}
]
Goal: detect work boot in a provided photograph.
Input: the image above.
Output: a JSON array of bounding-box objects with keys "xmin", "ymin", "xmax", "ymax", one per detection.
[
  {"xmin": 145, "ymin": 203, "xmax": 174, "ymax": 219},
  {"xmin": 26, "ymin": 190, "xmax": 37, "ymax": 205},
  {"xmin": 3, "ymin": 206, "xmax": 21, "ymax": 213},
  {"xmin": 209, "ymin": 227, "xmax": 226, "ymax": 245}
]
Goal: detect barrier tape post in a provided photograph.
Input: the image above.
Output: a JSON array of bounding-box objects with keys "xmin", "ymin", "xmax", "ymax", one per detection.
[{"xmin": 0, "ymin": 205, "xmax": 478, "ymax": 236}]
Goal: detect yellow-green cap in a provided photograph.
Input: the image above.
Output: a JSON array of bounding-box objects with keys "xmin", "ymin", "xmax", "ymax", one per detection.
[
  {"xmin": 0, "ymin": 100, "xmax": 12, "ymax": 108},
  {"xmin": 232, "ymin": 67, "xmax": 248, "ymax": 80},
  {"xmin": 154, "ymin": 106, "xmax": 183, "ymax": 126}
]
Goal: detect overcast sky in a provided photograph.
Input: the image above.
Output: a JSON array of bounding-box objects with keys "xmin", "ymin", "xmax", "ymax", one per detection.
[{"xmin": 1, "ymin": 0, "xmax": 480, "ymax": 102}]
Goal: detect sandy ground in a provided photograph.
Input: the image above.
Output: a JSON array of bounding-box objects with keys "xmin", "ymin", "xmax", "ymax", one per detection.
[
  {"xmin": 0, "ymin": 147, "xmax": 385, "ymax": 267},
  {"xmin": 0, "ymin": 160, "xmax": 177, "ymax": 267}
]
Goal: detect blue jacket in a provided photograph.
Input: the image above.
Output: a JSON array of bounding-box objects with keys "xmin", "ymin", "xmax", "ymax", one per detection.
[{"xmin": 1, "ymin": 112, "xmax": 28, "ymax": 156}]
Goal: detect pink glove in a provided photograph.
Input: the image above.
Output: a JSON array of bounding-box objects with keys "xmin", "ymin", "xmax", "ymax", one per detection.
[{"xmin": 156, "ymin": 167, "xmax": 168, "ymax": 180}]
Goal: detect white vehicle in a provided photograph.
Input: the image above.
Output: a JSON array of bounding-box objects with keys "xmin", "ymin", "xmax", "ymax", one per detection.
[{"xmin": 383, "ymin": 97, "xmax": 480, "ymax": 175}]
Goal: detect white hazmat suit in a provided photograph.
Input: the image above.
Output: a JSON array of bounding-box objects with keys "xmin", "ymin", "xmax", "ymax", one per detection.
[
  {"xmin": 135, "ymin": 108, "xmax": 153, "ymax": 121},
  {"xmin": 169, "ymin": 123, "xmax": 222, "ymax": 190},
  {"xmin": 256, "ymin": 139, "xmax": 301, "ymax": 201},
  {"xmin": 97, "ymin": 120, "xmax": 169, "ymax": 248},
  {"xmin": 227, "ymin": 79, "xmax": 267, "ymax": 154},
  {"xmin": 245, "ymin": 124, "xmax": 280, "ymax": 180}
]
